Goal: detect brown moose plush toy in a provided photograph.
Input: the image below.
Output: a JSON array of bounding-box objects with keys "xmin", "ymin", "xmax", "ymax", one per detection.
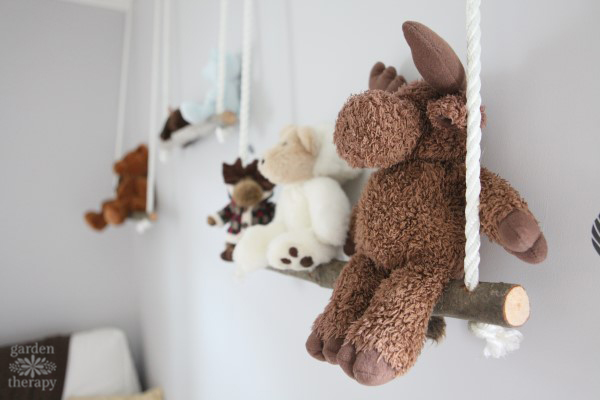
[
  {"xmin": 305, "ymin": 21, "xmax": 548, "ymax": 386},
  {"xmin": 208, "ymin": 158, "xmax": 276, "ymax": 261},
  {"xmin": 84, "ymin": 145, "xmax": 148, "ymax": 231}
]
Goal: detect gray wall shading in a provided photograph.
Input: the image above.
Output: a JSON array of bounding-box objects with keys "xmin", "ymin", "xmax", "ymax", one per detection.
[{"xmin": 0, "ymin": 0, "xmax": 142, "ymax": 363}]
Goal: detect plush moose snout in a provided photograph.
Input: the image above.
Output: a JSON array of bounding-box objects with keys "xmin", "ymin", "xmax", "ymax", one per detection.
[
  {"xmin": 334, "ymin": 90, "xmax": 423, "ymax": 169},
  {"xmin": 232, "ymin": 178, "xmax": 264, "ymax": 207}
]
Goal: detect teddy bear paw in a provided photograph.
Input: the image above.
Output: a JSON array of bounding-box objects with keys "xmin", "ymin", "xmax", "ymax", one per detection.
[
  {"xmin": 279, "ymin": 246, "xmax": 316, "ymax": 269},
  {"xmin": 267, "ymin": 231, "xmax": 337, "ymax": 271},
  {"xmin": 337, "ymin": 344, "xmax": 397, "ymax": 386}
]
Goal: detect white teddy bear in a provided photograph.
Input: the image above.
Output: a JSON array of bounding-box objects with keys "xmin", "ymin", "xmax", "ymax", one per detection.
[{"xmin": 233, "ymin": 124, "xmax": 360, "ymax": 274}]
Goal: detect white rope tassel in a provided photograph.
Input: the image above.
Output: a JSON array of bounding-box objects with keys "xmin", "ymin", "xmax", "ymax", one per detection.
[
  {"xmin": 464, "ymin": 0, "xmax": 523, "ymax": 357},
  {"xmin": 469, "ymin": 322, "xmax": 523, "ymax": 358},
  {"xmin": 215, "ymin": 0, "xmax": 228, "ymax": 143},
  {"xmin": 238, "ymin": 0, "xmax": 253, "ymax": 163}
]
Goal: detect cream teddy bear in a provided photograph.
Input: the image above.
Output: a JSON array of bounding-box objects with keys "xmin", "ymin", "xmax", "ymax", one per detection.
[{"xmin": 233, "ymin": 124, "xmax": 360, "ymax": 274}]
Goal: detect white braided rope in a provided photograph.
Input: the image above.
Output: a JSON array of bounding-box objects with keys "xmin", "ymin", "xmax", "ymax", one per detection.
[
  {"xmin": 238, "ymin": 0, "xmax": 253, "ymax": 163},
  {"xmin": 469, "ymin": 322, "xmax": 523, "ymax": 358},
  {"xmin": 161, "ymin": 0, "xmax": 171, "ymax": 119},
  {"xmin": 464, "ymin": 0, "xmax": 523, "ymax": 357},
  {"xmin": 464, "ymin": 0, "xmax": 482, "ymax": 291},
  {"xmin": 114, "ymin": 6, "xmax": 132, "ymax": 163},
  {"xmin": 145, "ymin": 0, "xmax": 161, "ymax": 218},
  {"xmin": 215, "ymin": 0, "xmax": 228, "ymax": 143}
]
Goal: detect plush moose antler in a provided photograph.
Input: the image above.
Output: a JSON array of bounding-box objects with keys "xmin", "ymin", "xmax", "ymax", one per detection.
[{"xmin": 306, "ymin": 21, "xmax": 547, "ymax": 386}]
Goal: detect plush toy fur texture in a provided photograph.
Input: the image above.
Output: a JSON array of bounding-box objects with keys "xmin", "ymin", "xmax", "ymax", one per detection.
[
  {"xmin": 233, "ymin": 125, "xmax": 360, "ymax": 273},
  {"xmin": 208, "ymin": 159, "xmax": 276, "ymax": 261},
  {"xmin": 306, "ymin": 21, "xmax": 548, "ymax": 386},
  {"xmin": 160, "ymin": 52, "xmax": 241, "ymax": 143},
  {"xmin": 84, "ymin": 145, "xmax": 148, "ymax": 231}
]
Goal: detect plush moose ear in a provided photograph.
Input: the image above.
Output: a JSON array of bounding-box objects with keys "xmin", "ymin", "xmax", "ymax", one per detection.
[
  {"xmin": 403, "ymin": 21, "xmax": 466, "ymax": 94},
  {"xmin": 297, "ymin": 126, "xmax": 319, "ymax": 156},
  {"xmin": 427, "ymin": 94, "xmax": 487, "ymax": 129}
]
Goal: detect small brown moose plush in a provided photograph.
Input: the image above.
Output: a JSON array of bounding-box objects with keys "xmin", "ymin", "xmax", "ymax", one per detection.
[
  {"xmin": 208, "ymin": 158, "xmax": 276, "ymax": 261},
  {"xmin": 84, "ymin": 144, "xmax": 149, "ymax": 231},
  {"xmin": 306, "ymin": 21, "xmax": 548, "ymax": 386}
]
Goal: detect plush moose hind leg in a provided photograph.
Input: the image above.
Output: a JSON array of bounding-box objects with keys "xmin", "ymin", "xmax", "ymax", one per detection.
[
  {"xmin": 338, "ymin": 262, "xmax": 451, "ymax": 386},
  {"xmin": 307, "ymin": 254, "xmax": 389, "ymax": 364}
]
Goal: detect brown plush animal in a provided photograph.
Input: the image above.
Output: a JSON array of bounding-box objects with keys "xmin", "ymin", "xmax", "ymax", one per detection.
[
  {"xmin": 306, "ymin": 21, "xmax": 548, "ymax": 386},
  {"xmin": 84, "ymin": 145, "xmax": 148, "ymax": 231},
  {"xmin": 208, "ymin": 158, "xmax": 276, "ymax": 261}
]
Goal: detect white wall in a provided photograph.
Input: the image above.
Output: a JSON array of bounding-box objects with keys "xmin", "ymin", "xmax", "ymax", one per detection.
[
  {"xmin": 0, "ymin": 0, "xmax": 142, "ymax": 362},
  {"xmin": 10, "ymin": 0, "xmax": 594, "ymax": 399}
]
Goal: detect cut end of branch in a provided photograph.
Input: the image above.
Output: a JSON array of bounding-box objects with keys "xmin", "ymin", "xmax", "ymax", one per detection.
[{"xmin": 504, "ymin": 286, "xmax": 530, "ymax": 327}]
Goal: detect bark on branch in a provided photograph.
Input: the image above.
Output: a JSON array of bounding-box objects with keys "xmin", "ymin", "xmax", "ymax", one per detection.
[{"xmin": 269, "ymin": 260, "xmax": 529, "ymax": 328}]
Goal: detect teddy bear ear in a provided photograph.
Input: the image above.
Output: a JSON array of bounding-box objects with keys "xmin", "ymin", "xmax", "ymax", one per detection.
[
  {"xmin": 297, "ymin": 126, "xmax": 319, "ymax": 156},
  {"xmin": 137, "ymin": 144, "xmax": 148, "ymax": 153},
  {"xmin": 279, "ymin": 125, "xmax": 296, "ymax": 138}
]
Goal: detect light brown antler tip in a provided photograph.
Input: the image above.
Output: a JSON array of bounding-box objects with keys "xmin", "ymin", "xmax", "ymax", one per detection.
[{"xmin": 402, "ymin": 21, "xmax": 466, "ymax": 94}]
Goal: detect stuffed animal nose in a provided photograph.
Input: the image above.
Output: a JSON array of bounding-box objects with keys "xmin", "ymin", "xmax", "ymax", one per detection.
[
  {"xmin": 232, "ymin": 179, "xmax": 263, "ymax": 207},
  {"xmin": 260, "ymin": 159, "xmax": 265, "ymax": 165}
]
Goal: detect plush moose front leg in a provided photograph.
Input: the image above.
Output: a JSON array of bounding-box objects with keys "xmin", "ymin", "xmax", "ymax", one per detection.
[
  {"xmin": 307, "ymin": 254, "xmax": 388, "ymax": 364},
  {"xmin": 339, "ymin": 264, "xmax": 450, "ymax": 386},
  {"xmin": 480, "ymin": 168, "xmax": 547, "ymax": 263}
]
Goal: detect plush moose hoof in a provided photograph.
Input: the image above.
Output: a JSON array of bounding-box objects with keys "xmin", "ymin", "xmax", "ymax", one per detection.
[
  {"xmin": 322, "ymin": 337, "xmax": 345, "ymax": 365},
  {"xmin": 305, "ymin": 331, "xmax": 325, "ymax": 361},
  {"xmin": 337, "ymin": 344, "xmax": 397, "ymax": 386},
  {"xmin": 498, "ymin": 210, "xmax": 547, "ymax": 263},
  {"xmin": 508, "ymin": 233, "xmax": 548, "ymax": 264}
]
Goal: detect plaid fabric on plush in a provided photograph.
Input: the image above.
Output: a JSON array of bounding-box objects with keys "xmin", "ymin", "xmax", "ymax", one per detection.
[{"xmin": 218, "ymin": 199, "xmax": 275, "ymax": 235}]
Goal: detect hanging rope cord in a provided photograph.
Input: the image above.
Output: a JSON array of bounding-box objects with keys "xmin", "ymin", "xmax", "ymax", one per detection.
[
  {"xmin": 464, "ymin": 0, "xmax": 482, "ymax": 291},
  {"xmin": 114, "ymin": 6, "xmax": 133, "ymax": 164},
  {"xmin": 144, "ymin": 0, "xmax": 170, "ymax": 219},
  {"xmin": 215, "ymin": 0, "xmax": 229, "ymax": 143},
  {"xmin": 464, "ymin": 0, "xmax": 523, "ymax": 357},
  {"xmin": 238, "ymin": 0, "xmax": 253, "ymax": 163}
]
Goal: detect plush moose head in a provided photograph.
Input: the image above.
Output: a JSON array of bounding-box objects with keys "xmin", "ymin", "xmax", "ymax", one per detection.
[
  {"xmin": 223, "ymin": 158, "xmax": 275, "ymax": 207},
  {"xmin": 335, "ymin": 21, "xmax": 485, "ymax": 169}
]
